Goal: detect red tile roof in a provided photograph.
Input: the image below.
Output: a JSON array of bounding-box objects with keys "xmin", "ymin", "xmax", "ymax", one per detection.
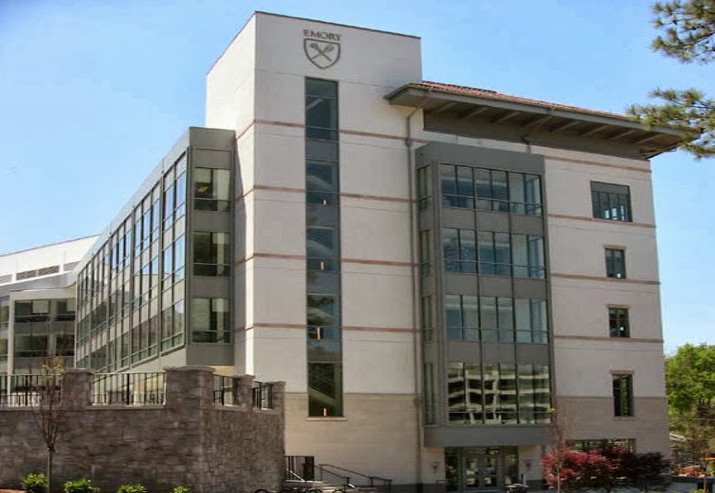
[{"xmin": 417, "ymin": 81, "xmax": 629, "ymax": 120}]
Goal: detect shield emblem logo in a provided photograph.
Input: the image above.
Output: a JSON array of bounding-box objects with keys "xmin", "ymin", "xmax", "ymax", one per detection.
[{"xmin": 304, "ymin": 39, "xmax": 341, "ymax": 69}]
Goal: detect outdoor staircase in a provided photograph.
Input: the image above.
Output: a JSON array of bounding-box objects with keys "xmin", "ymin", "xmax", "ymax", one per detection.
[{"xmin": 285, "ymin": 457, "xmax": 391, "ymax": 493}]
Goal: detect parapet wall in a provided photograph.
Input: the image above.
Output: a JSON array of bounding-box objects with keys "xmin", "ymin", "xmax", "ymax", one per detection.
[{"xmin": 0, "ymin": 367, "xmax": 285, "ymax": 493}]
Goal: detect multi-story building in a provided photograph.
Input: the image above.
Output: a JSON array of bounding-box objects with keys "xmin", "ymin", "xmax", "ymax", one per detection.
[
  {"xmin": 0, "ymin": 236, "xmax": 97, "ymax": 374},
  {"xmin": 6, "ymin": 12, "xmax": 684, "ymax": 492}
]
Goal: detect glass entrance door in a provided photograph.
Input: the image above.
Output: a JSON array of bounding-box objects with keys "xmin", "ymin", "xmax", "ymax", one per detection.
[{"xmin": 446, "ymin": 447, "xmax": 518, "ymax": 492}]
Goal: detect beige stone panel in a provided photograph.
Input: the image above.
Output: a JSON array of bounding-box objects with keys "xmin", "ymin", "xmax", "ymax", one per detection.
[
  {"xmin": 253, "ymin": 125, "xmax": 305, "ymax": 189},
  {"xmin": 519, "ymin": 446, "xmax": 543, "ymax": 482},
  {"xmin": 538, "ymin": 145, "xmax": 650, "ymax": 171},
  {"xmin": 422, "ymin": 448, "xmax": 446, "ymax": 485},
  {"xmin": 285, "ymin": 393, "xmax": 420, "ymax": 484},
  {"xmin": 548, "ymin": 220, "xmax": 658, "ymax": 279},
  {"xmin": 551, "ymin": 280, "xmax": 663, "ymax": 339},
  {"xmin": 553, "ymin": 340, "xmax": 666, "ymax": 397},
  {"xmin": 242, "ymin": 193, "xmax": 256, "ymax": 257},
  {"xmin": 205, "ymin": 16, "xmax": 256, "ymax": 131},
  {"xmin": 342, "ymin": 263, "xmax": 413, "ymax": 330},
  {"xmin": 251, "ymin": 257, "xmax": 305, "ymax": 327},
  {"xmin": 236, "ymin": 125, "xmax": 256, "ymax": 194},
  {"xmin": 255, "ymin": 70, "xmax": 304, "ymax": 124},
  {"xmin": 252, "ymin": 189, "xmax": 305, "ymax": 255},
  {"xmin": 340, "ymin": 80, "xmax": 415, "ymax": 137},
  {"xmin": 343, "ymin": 330, "xmax": 415, "ymax": 394},
  {"xmin": 254, "ymin": 14, "xmax": 421, "ymax": 88},
  {"xmin": 340, "ymin": 137, "xmax": 410, "ymax": 199},
  {"xmin": 544, "ymin": 158, "xmax": 655, "ymax": 223},
  {"xmin": 340, "ymin": 198, "xmax": 411, "ymax": 262},
  {"xmin": 557, "ymin": 396, "xmax": 669, "ymax": 455},
  {"xmin": 251, "ymin": 326, "xmax": 307, "ymax": 391}
]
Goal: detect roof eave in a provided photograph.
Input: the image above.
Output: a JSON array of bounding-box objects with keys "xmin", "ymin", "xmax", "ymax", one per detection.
[{"xmin": 385, "ymin": 84, "xmax": 684, "ymax": 157}]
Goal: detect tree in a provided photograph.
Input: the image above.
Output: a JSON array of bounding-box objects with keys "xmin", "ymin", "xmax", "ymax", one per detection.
[
  {"xmin": 665, "ymin": 343, "xmax": 715, "ymax": 467},
  {"xmin": 29, "ymin": 358, "xmax": 66, "ymax": 493},
  {"xmin": 628, "ymin": 0, "xmax": 715, "ymax": 158}
]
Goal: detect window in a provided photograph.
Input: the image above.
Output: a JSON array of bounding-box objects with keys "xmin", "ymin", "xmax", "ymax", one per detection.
[
  {"xmin": 191, "ymin": 298, "xmax": 230, "ymax": 343},
  {"xmin": 592, "ymin": 182, "xmax": 631, "ymax": 222},
  {"xmin": 444, "ymin": 228, "xmax": 477, "ymax": 273},
  {"xmin": 440, "ymin": 164, "xmax": 542, "ymax": 215},
  {"xmin": 445, "ymin": 295, "xmax": 479, "ymax": 341},
  {"xmin": 306, "ymin": 78, "xmax": 342, "ymax": 418},
  {"xmin": 306, "ymin": 226, "xmax": 339, "ymax": 271},
  {"xmin": 194, "ymin": 168, "xmax": 230, "ymax": 211},
  {"xmin": 605, "ymin": 248, "xmax": 626, "ymax": 278},
  {"xmin": 444, "ymin": 228, "xmax": 545, "ymax": 279},
  {"xmin": 448, "ymin": 362, "xmax": 551, "ymax": 425},
  {"xmin": 193, "ymin": 232, "xmax": 230, "ymax": 276},
  {"xmin": 445, "ymin": 295, "xmax": 548, "ymax": 343},
  {"xmin": 613, "ymin": 374, "xmax": 633, "ymax": 417},
  {"xmin": 609, "ymin": 307, "xmax": 630, "ymax": 337},
  {"xmin": 306, "ymin": 78, "xmax": 338, "ymax": 141}
]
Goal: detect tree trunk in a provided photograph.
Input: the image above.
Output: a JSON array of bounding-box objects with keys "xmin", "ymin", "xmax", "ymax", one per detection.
[{"xmin": 47, "ymin": 449, "xmax": 53, "ymax": 493}]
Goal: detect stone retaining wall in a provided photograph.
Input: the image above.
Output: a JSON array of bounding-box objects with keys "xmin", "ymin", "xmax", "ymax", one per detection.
[{"xmin": 0, "ymin": 367, "xmax": 285, "ymax": 493}]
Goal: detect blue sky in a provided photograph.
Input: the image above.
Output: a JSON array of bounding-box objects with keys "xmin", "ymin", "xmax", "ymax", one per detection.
[{"xmin": 0, "ymin": 0, "xmax": 713, "ymax": 352}]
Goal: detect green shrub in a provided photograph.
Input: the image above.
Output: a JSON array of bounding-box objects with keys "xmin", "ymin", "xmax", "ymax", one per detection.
[
  {"xmin": 21, "ymin": 473, "xmax": 48, "ymax": 493},
  {"xmin": 64, "ymin": 478, "xmax": 101, "ymax": 493},
  {"xmin": 172, "ymin": 487, "xmax": 190, "ymax": 493},
  {"xmin": 116, "ymin": 484, "xmax": 146, "ymax": 493}
]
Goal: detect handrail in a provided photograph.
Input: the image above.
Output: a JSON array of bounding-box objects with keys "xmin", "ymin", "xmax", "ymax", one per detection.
[
  {"xmin": 314, "ymin": 464, "xmax": 350, "ymax": 492},
  {"xmin": 319, "ymin": 464, "xmax": 392, "ymax": 490}
]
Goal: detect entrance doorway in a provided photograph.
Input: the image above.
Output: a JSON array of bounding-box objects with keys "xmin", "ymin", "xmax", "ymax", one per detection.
[{"xmin": 445, "ymin": 447, "xmax": 518, "ymax": 492}]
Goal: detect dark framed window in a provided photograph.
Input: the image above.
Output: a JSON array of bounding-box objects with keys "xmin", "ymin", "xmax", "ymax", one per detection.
[
  {"xmin": 448, "ymin": 362, "xmax": 551, "ymax": 425},
  {"xmin": 306, "ymin": 226, "xmax": 339, "ymax": 271},
  {"xmin": 445, "ymin": 295, "xmax": 479, "ymax": 341},
  {"xmin": 193, "ymin": 232, "xmax": 230, "ymax": 276},
  {"xmin": 191, "ymin": 298, "xmax": 230, "ymax": 343},
  {"xmin": 613, "ymin": 374, "xmax": 633, "ymax": 416},
  {"xmin": 194, "ymin": 168, "xmax": 230, "ymax": 211},
  {"xmin": 605, "ymin": 248, "xmax": 626, "ymax": 279},
  {"xmin": 592, "ymin": 182, "xmax": 631, "ymax": 222},
  {"xmin": 609, "ymin": 307, "xmax": 630, "ymax": 337},
  {"xmin": 440, "ymin": 164, "xmax": 542, "ymax": 216}
]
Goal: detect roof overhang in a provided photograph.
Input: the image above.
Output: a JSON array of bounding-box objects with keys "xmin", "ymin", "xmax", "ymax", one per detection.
[{"xmin": 386, "ymin": 84, "xmax": 685, "ymax": 159}]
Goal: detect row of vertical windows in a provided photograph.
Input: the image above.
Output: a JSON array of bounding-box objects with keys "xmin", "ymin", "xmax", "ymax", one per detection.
[
  {"xmin": 439, "ymin": 164, "xmax": 542, "ymax": 215},
  {"xmin": 75, "ymin": 155, "xmax": 234, "ymax": 371},
  {"xmin": 447, "ymin": 362, "xmax": 551, "ymax": 424},
  {"xmin": 443, "ymin": 295, "xmax": 548, "ymax": 343},
  {"xmin": 306, "ymin": 78, "xmax": 342, "ymax": 417},
  {"xmin": 443, "ymin": 228, "xmax": 545, "ymax": 279}
]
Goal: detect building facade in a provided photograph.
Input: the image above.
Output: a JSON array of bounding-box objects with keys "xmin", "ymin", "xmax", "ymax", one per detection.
[
  {"xmin": 3, "ymin": 12, "xmax": 682, "ymax": 492},
  {"xmin": 0, "ymin": 236, "xmax": 96, "ymax": 375}
]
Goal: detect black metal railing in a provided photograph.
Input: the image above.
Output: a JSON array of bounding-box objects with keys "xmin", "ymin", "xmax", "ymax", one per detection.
[
  {"xmin": 319, "ymin": 463, "xmax": 392, "ymax": 493},
  {"xmin": 91, "ymin": 372, "xmax": 165, "ymax": 405},
  {"xmin": 0, "ymin": 374, "xmax": 61, "ymax": 407},
  {"xmin": 252, "ymin": 381, "xmax": 274, "ymax": 409},
  {"xmin": 213, "ymin": 375, "xmax": 237, "ymax": 406},
  {"xmin": 286, "ymin": 456, "xmax": 316, "ymax": 481}
]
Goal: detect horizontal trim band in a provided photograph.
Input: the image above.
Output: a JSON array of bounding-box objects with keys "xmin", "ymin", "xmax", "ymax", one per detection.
[
  {"xmin": 547, "ymin": 213, "xmax": 655, "ymax": 229},
  {"xmin": 245, "ymin": 323, "xmax": 417, "ymax": 334},
  {"xmin": 546, "ymin": 156, "xmax": 651, "ymax": 174},
  {"xmin": 551, "ymin": 273, "xmax": 659, "ymax": 285},
  {"xmin": 236, "ymin": 184, "xmax": 412, "ymax": 204},
  {"xmin": 236, "ymin": 253, "xmax": 414, "ymax": 268},
  {"xmin": 554, "ymin": 335, "xmax": 663, "ymax": 343}
]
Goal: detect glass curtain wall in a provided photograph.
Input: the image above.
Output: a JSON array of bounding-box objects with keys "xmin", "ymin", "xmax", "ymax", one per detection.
[
  {"xmin": 306, "ymin": 78, "xmax": 343, "ymax": 417},
  {"xmin": 76, "ymin": 155, "xmax": 187, "ymax": 370}
]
